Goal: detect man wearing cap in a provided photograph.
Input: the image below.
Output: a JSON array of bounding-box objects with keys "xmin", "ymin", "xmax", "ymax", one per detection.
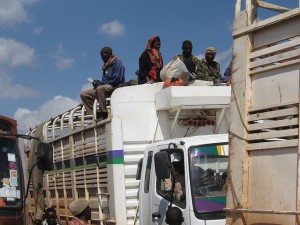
[
  {"xmin": 198, "ymin": 47, "xmax": 222, "ymax": 83},
  {"xmin": 68, "ymin": 199, "xmax": 91, "ymax": 225}
]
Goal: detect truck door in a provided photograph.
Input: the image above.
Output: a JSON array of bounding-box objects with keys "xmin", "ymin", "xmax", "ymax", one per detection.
[
  {"xmin": 151, "ymin": 146, "xmax": 190, "ymax": 225},
  {"xmin": 139, "ymin": 149, "xmax": 155, "ymax": 225}
]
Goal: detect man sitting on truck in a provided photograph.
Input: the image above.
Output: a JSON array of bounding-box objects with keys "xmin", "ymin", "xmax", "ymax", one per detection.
[
  {"xmin": 174, "ymin": 40, "xmax": 201, "ymax": 79},
  {"xmin": 80, "ymin": 46, "xmax": 125, "ymax": 120},
  {"xmin": 198, "ymin": 47, "xmax": 222, "ymax": 83}
]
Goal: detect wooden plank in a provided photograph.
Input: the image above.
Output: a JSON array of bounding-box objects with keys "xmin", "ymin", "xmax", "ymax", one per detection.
[
  {"xmin": 257, "ymin": 0, "xmax": 290, "ymax": 13},
  {"xmin": 249, "ymin": 101, "xmax": 299, "ymax": 113},
  {"xmin": 248, "ymin": 128, "xmax": 298, "ymax": 141},
  {"xmin": 248, "ymin": 118, "xmax": 298, "ymax": 131},
  {"xmin": 251, "ymin": 37, "xmax": 300, "ymax": 59},
  {"xmin": 254, "ymin": 24, "xmax": 300, "ymax": 50},
  {"xmin": 248, "ymin": 139, "xmax": 298, "ymax": 150},
  {"xmin": 224, "ymin": 208, "xmax": 300, "ymax": 215},
  {"xmin": 250, "ymin": 49, "xmax": 300, "ymax": 69},
  {"xmin": 235, "ymin": 0, "xmax": 242, "ymax": 15},
  {"xmin": 248, "ymin": 107, "xmax": 298, "ymax": 121},
  {"xmin": 249, "ymin": 58, "xmax": 300, "ymax": 75},
  {"xmin": 233, "ymin": 9, "xmax": 300, "ymax": 39}
]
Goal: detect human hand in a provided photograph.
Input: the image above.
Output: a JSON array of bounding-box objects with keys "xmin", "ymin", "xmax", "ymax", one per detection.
[{"xmin": 92, "ymin": 80, "xmax": 98, "ymax": 88}]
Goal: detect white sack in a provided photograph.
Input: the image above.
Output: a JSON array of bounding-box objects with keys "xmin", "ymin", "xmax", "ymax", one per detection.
[{"xmin": 160, "ymin": 57, "xmax": 190, "ymax": 84}]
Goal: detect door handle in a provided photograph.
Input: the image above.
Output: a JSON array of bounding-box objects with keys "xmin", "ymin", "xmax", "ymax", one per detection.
[{"xmin": 152, "ymin": 212, "xmax": 161, "ymax": 218}]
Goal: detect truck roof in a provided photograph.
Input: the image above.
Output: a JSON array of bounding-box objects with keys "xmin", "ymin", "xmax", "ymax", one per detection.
[{"xmin": 148, "ymin": 133, "xmax": 228, "ymax": 147}]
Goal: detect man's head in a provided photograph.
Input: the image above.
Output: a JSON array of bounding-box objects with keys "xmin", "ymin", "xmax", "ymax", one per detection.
[
  {"xmin": 69, "ymin": 199, "xmax": 91, "ymax": 221},
  {"xmin": 100, "ymin": 46, "xmax": 113, "ymax": 63},
  {"xmin": 205, "ymin": 47, "xmax": 217, "ymax": 63},
  {"xmin": 45, "ymin": 207, "xmax": 57, "ymax": 225},
  {"xmin": 182, "ymin": 40, "xmax": 193, "ymax": 58},
  {"xmin": 165, "ymin": 207, "xmax": 184, "ymax": 225}
]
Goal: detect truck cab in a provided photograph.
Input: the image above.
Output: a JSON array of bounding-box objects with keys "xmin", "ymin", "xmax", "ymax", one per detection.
[
  {"xmin": 0, "ymin": 115, "xmax": 25, "ymax": 225},
  {"xmin": 138, "ymin": 134, "xmax": 229, "ymax": 225}
]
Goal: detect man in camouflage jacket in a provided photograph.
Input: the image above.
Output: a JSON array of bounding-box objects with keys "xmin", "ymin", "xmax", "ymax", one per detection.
[{"xmin": 197, "ymin": 47, "xmax": 222, "ymax": 82}]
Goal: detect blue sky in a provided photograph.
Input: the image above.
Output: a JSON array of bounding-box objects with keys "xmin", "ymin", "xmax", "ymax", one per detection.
[{"xmin": 0, "ymin": 0, "xmax": 298, "ymax": 134}]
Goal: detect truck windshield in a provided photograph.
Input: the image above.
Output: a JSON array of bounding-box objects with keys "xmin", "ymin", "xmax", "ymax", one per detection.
[
  {"xmin": 0, "ymin": 138, "xmax": 22, "ymax": 208},
  {"xmin": 189, "ymin": 143, "xmax": 228, "ymax": 216}
]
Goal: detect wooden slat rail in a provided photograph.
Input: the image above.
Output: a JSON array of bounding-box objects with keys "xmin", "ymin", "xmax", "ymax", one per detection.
[
  {"xmin": 256, "ymin": 0, "xmax": 290, "ymax": 13},
  {"xmin": 248, "ymin": 107, "xmax": 298, "ymax": 121},
  {"xmin": 250, "ymin": 37, "xmax": 300, "ymax": 59},
  {"xmin": 248, "ymin": 139, "xmax": 298, "ymax": 151},
  {"xmin": 248, "ymin": 117, "xmax": 298, "ymax": 131},
  {"xmin": 248, "ymin": 101, "xmax": 299, "ymax": 113},
  {"xmin": 224, "ymin": 208, "xmax": 300, "ymax": 215},
  {"xmin": 249, "ymin": 58, "xmax": 300, "ymax": 75},
  {"xmin": 250, "ymin": 48, "xmax": 300, "ymax": 69},
  {"xmin": 247, "ymin": 102, "xmax": 299, "ymax": 150},
  {"xmin": 248, "ymin": 128, "xmax": 298, "ymax": 141}
]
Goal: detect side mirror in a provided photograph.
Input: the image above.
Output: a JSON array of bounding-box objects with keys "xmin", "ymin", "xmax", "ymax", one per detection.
[
  {"xmin": 136, "ymin": 158, "xmax": 143, "ymax": 180},
  {"xmin": 154, "ymin": 151, "xmax": 171, "ymax": 179},
  {"xmin": 37, "ymin": 142, "xmax": 53, "ymax": 171}
]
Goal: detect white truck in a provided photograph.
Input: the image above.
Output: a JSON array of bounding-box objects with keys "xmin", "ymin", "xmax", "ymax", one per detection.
[
  {"xmin": 137, "ymin": 134, "xmax": 229, "ymax": 225},
  {"xmin": 226, "ymin": 1, "xmax": 300, "ymax": 225},
  {"xmin": 24, "ymin": 81, "xmax": 231, "ymax": 225}
]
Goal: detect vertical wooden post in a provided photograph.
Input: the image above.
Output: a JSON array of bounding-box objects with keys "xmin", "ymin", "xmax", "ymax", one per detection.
[
  {"xmin": 246, "ymin": 0, "xmax": 257, "ymax": 24},
  {"xmin": 297, "ymin": 76, "xmax": 300, "ymax": 224},
  {"xmin": 235, "ymin": 0, "xmax": 242, "ymax": 15}
]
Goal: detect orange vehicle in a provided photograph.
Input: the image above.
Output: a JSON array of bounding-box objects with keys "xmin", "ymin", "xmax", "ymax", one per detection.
[
  {"xmin": 0, "ymin": 115, "xmax": 52, "ymax": 225},
  {"xmin": 0, "ymin": 115, "xmax": 25, "ymax": 225}
]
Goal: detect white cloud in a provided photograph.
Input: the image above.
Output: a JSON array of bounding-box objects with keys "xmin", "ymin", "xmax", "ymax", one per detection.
[
  {"xmin": 56, "ymin": 57, "xmax": 75, "ymax": 70},
  {"xmin": 33, "ymin": 26, "xmax": 44, "ymax": 35},
  {"xmin": 215, "ymin": 48, "xmax": 232, "ymax": 74},
  {"xmin": 196, "ymin": 53, "xmax": 204, "ymax": 60},
  {"xmin": 14, "ymin": 95, "xmax": 80, "ymax": 134},
  {"xmin": 0, "ymin": 71, "xmax": 39, "ymax": 100},
  {"xmin": 81, "ymin": 52, "xmax": 87, "ymax": 59},
  {"xmin": 215, "ymin": 48, "xmax": 232, "ymax": 63},
  {"xmin": 226, "ymin": 20, "xmax": 233, "ymax": 32},
  {"xmin": 80, "ymin": 82, "xmax": 93, "ymax": 93},
  {"xmin": 0, "ymin": 38, "xmax": 35, "ymax": 68},
  {"xmin": 99, "ymin": 20, "xmax": 126, "ymax": 37},
  {"xmin": 52, "ymin": 44, "xmax": 75, "ymax": 70},
  {"xmin": 0, "ymin": 0, "xmax": 39, "ymax": 28}
]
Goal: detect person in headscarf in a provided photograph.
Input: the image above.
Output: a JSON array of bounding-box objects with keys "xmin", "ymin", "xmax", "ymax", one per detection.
[
  {"xmin": 80, "ymin": 46, "xmax": 125, "ymax": 120},
  {"xmin": 198, "ymin": 47, "xmax": 222, "ymax": 83},
  {"xmin": 138, "ymin": 36, "xmax": 163, "ymax": 84},
  {"xmin": 174, "ymin": 40, "xmax": 201, "ymax": 80}
]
